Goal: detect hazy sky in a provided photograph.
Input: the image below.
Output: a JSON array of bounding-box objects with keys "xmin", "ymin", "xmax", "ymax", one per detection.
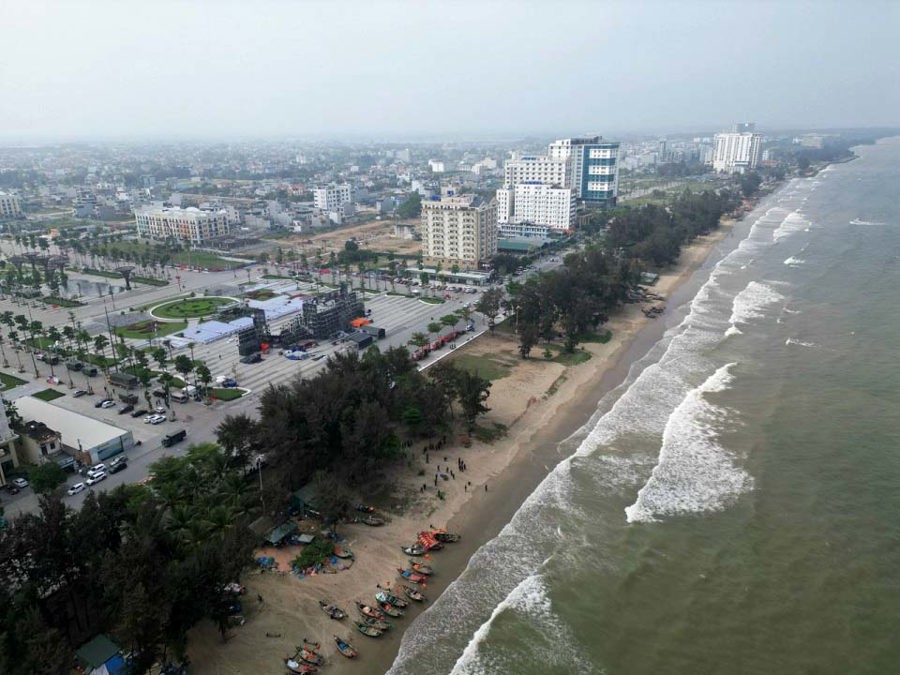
[{"xmin": 1, "ymin": 0, "xmax": 897, "ymax": 141}]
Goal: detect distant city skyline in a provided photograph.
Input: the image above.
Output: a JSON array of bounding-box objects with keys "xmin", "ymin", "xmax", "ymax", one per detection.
[{"xmin": 1, "ymin": 0, "xmax": 898, "ymax": 142}]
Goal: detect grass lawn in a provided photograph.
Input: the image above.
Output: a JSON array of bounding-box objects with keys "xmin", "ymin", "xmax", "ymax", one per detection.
[
  {"xmin": 544, "ymin": 343, "xmax": 592, "ymax": 366},
  {"xmin": 262, "ymin": 274, "xmax": 292, "ymax": 280},
  {"xmin": 132, "ymin": 276, "xmax": 169, "ymax": 287},
  {"xmin": 153, "ymin": 297, "xmax": 234, "ymax": 319},
  {"xmin": 115, "ymin": 320, "xmax": 188, "ymax": 340},
  {"xmin": 79, "ymin": 267, "xmax": 122, "ymax": 279},
  {"xmin": 579, "ymin": 330, "xmax": 613, "ymax": 344},
  {"xmin": 419, "ymin": 296, "xmax": 445, "ymax": 305},
  {"xmin": 33, "ymin": 388, "xmax": 65, "ymax": 402},
  {"xmin": 209, "ymin": 387, "xmax": 244, "ymax": 401},
  {"xmin": 0, "ymin": 372, "xmax": 27, "ymax": 391},
  {"xmin": 450, "ymin": 353, "xmax": 514, "ymax": 381},
  {"xmin": 82, "ymin": 352, "xmax": 118, "ymax": 368},
  {"xmin": 41, "ymin": 296, "xmax": 85, "ymax": 308}
]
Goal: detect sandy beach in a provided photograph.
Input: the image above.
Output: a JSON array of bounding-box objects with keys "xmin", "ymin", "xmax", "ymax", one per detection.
[{"xmin": 186, "ymin": 223, "xmax": 733, "ymax": 675}]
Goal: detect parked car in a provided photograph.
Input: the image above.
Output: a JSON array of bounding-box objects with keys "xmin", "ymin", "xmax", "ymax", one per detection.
[
  {"xmin": 73, "ymin": 389, "xmax": 88, "ymax": 398},
  {"xmin": 85, "ymin": 472, "xmax": 107, "ymax": 487},
  {"xmin": 131, "ymin": 408, "xmax": 148, "ymax": 418},
  {"xmin": 12, "ymin": 478, "xmax": 29, "ymax": 489},
  {"xmin": 5, "ymin": 484, "xmax": 20, "ymax": 495},
  {"xmin": 145, "ymin": 414, "xmax": 166, "ymax": 425},
  {"xmin": 154, "ymin": 405, "xmax": 167, "ymax": 415},
  {"xmin": 67, "ymin": 482, "xmax": 86, "ymax": 496},
  {"xmin": 95, "ymin": 398, "xmax": 112, "ymax": 408},
  {"xmin": 109, "ymin": 456, "xmax": 127, "ymax": 474},
  {"xmin": 222, "ymin": 378, "xmax": 238, "ymax": 388},
  {"xmin": 87, "ymin": 464, "xmax": 107, "ymax": 478},
  {"xmin": 118, "ymin": 404, "xmax": 134, "ymax": 415},
  {"xmin": 239, "ymin": 353, "xmax": 262, "ymax": 364}
]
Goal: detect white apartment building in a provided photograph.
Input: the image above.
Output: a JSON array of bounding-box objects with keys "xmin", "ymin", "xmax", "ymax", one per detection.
[
  {"xmin": 420, "ymin": 194, "xmax": 497, "ymax": 269},
  {"xmin": 134, "ymin": 206, "xmax": 231, "ymax": 244},
  {"xmin": 711, "ymin": 132, "xmax": 762, "ymax": 173},
  {"xmin": 313, "ymin": 183, "xmax": 353, "ymax": 212},
  {"xmin": 504, "ymin": 154, "xmax": 570, "ymax": 187},
  {"xmin": 496, "ymin": 183, "xmax": 575, "ymax": 231},
  {"xmin": 0, "ymin": 191, "xmax": 22, "ymax": 220},
  {"xmin": 429, "ymin": 160, "xmax": 446, "ymax": 173}
]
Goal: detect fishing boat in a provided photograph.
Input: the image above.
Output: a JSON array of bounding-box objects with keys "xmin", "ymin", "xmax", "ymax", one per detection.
[
  {"xmin": 356, "ymin": 622, "xmax": 383, "ymax": 638},
  {"xmin": 296, "ymin": 647, "xmax": 324, "ymax": 666},
  {"xmin": 416, "ymin": 532, "xmax": 444, "ymax": 551},
  {"xmin": 402, "ymin": 543, "xmax": 426, "ymax": 556},
  {"xmin": 431, "ymin": 529, "xmax": 461, "ymax": 543},
  {"xmin": 285, "ymin": 659, "xmax": 318, "ymax": 674},
  {"xmin": 375, "ymin": 590, "xmax": 409, "ymax": 608},
  {"xmin": 397, "ymin": 568, "xmax": 428, "ymax": 584},
  {"xmin": 360, "ymin": 615, "xmax": 392, "ymax": 631},
  {"xmin": 402, "ymin": 585, "xmax": 426, "ymax": 602},
  {"xmin": 334, "ymin": 635, "xmax": 359, "ymax": 659},
  {"xmin": 408, "ymin": 560, "xmax": 434, "ymax": 575},
  {"xmin": 333, "ymin": 545, "xmax": 354, "ymax": 559},
  {"xmin": 319, "ymin": 600, "xmax": 346, "ymax": 620},
  {"xmin": 378, "ymin": 602, "xmax": 404, "ymax": 618},
  {"xmin": 356, "ymin": 601, "xmax": 385, "ymax": 620}
]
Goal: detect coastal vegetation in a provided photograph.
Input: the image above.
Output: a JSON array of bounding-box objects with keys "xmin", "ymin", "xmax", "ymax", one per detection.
[
  {"xmin": 507, "ymin": 189, "xmax": 739, "ymax": 358},
  {"xmin": 216, "ymin": 346, "xmax": 492, "ymax": 494},
  {"xmin": 0, "ymin": 444, "xmax": 257, "ymax": 673}
]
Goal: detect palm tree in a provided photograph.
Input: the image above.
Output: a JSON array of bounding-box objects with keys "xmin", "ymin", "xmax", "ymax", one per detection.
[
  {"xmin": 94, "ymin": 334, "xmax": 110, "ymax": 374},
  {"xmin": 7, "ymin": 330, "xmax": 24, "ymax": 372},
  {"xmin": 0, "ymin": 328, "xmax": 10, "ymax": 368},
  {"xmin": 196, "ymin": 362, "xmax": 212, "ymax": 401}
]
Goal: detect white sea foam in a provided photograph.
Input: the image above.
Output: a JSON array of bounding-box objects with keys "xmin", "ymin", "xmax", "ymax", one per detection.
[
  {"xmin": 850, "ymin": 218, "xmax": 885, "ymax": 226},
  {"xmin": 724, "ymin": 325, "xmax": 742, "ymax": 337},
  {"xmin": 728, "ymin": 281, "xmax": 784, "ymax": 329},
  {"xmin": 785, "ymin": 338, "xmax": 816, "ymax": 348},
  {"xmin": 773, "ymin": 211, "xmax": 811, "ymax": 242},
  {"xmin": 625, "ymin": 364, "xmax": 753, "ymax": 523},
  {"xmin": 449, "ymin": 574, "xmax": 591, "ymax": 675},
  {"xmin": 783, "ymin": 255, "xmax": 805, "ymax": 266}
]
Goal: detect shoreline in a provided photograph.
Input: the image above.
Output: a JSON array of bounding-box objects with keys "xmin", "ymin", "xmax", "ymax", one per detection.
[{"xmin": 187, "ymin": 216, "xmax": 739, "ymax": 675}]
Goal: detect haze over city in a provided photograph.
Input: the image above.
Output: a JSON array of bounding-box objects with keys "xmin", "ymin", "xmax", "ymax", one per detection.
[{"xmin": 2, "ymin": 0, "xmax": 898, "ymax": 141}]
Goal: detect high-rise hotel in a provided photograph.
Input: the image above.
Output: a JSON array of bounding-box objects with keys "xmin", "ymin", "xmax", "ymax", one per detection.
[{"xmin": 420, "ymin": 194, "xmax": 497, "ymax": 270}]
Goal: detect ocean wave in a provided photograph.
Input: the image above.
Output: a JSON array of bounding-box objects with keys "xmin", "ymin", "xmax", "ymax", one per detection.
[
  {"xmin": 728, "ymin": 281, "xmax": 785, "ymax": 329},
  {"xmin": 449, "ymin": 574, "xmax": 591, "ymax": 675},
  {"xmin": 785, "ymin": 338, "xmax": 816, "ymax": 348},
  {"xmin": 850, "ymin": 218, "xmax": 885, "ymax": 225},
  {"xmin": 783, "ymin": 255, "xmax": 805, "ymax": 266},
  {"xmin": 625, "ymin": 363, "xmax": 753, "ymax": 523},
  {"xmin": 773, "ymin": 211, "xmax": 810, "ymax": 242}
]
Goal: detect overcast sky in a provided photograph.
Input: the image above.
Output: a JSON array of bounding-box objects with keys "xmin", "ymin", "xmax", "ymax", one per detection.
[{"xmin": 1, "ymin": 0, "xmax": 897, "ymax": 141}]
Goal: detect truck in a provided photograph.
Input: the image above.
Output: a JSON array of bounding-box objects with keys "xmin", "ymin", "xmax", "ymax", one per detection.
[
  {"xmin": 161, "ymin": 429, "xmax": 187, "ymax": 447},
  {"xmin": 170, "ymin": 390, "xmax": 189, "ymax": 403}
]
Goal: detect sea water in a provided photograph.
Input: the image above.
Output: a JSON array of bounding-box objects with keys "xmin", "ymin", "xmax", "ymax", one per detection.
[{"xmin": 388, "ymin": 138, "xmax": 900, "ymax": 675}]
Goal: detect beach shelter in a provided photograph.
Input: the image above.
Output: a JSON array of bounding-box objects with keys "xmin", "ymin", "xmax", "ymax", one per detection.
[
  {"xmin": 266, "ymin": 520, "xmax": 299, "ymax": 546},
  {"xmin": 75, "ymin": 634, "xmax": 126, "ymax": 675}
]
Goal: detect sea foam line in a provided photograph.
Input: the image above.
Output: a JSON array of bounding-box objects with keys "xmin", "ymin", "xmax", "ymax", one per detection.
[{"xmin": 625, "ymin": 363, "xmax": 753, "ymax": 523}]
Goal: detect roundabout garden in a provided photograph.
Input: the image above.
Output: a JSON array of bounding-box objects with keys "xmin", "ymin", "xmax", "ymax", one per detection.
[{"xmin": 149, "ymin": 296, "xmax": 238, "ymax": 320}]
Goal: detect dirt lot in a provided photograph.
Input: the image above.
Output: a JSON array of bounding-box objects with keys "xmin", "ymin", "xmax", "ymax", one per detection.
[{"xmin": 272, "ymin": 219, "xmax": 422, "ymax": 259}]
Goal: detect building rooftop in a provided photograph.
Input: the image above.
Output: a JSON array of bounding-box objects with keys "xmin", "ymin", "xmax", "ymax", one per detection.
[{"xmin": 14, "ymin": 397, "xmax": 129, "ymax": 451}]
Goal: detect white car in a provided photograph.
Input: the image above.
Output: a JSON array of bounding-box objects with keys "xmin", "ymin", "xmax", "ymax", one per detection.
[
  {"xmin": 147, "ymin": 414, "xmax": 166, "ymax": 425},
  {"xmin": 88, "ymin": 463, "xmax": 107, "ymax": 476},
  {"xmin": 100, "ymin": 400, "xmax": 116, "ymax": 409},
  {"xmin": 67, "ymin": 482, "xmax": 86, "ymax": 496},
  {"xmin": 12, "ymin": 477, "xmax": 29, "ymax": 489},
  {"xmin": 85, "ymin": 472, "xmax": 107, "ymax": 487}
]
